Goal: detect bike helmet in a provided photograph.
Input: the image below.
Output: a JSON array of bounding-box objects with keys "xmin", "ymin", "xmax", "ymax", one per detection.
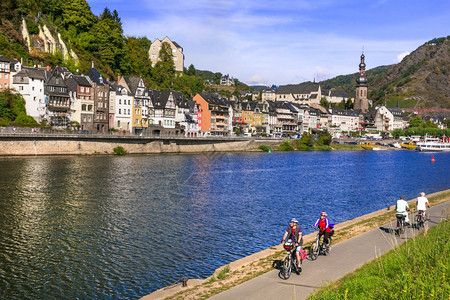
[
  {"xmin": 290, "ymin": 218, "xmax": 298, "ymax": 223},
  {"xmin": 320, "ymin": 212, "xmax": 327, "ymax": 216}
]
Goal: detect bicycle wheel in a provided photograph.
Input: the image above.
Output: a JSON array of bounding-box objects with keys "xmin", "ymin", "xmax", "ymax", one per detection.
[
  {"xmin": 310, "ymin": 239, "xmax": 319, "ymax": 260},
  {"xmin": 281, "ymin": 256, "xmax": 292, "ymax": 279},
  {"xmin": 326, "ymin": 237, "xmax": 332, "ymax": 255}
]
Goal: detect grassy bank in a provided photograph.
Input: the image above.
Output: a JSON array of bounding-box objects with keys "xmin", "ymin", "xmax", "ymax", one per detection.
[{"xmin": 309, "ymin": 220, "xmax": 449, "ymax": 299}]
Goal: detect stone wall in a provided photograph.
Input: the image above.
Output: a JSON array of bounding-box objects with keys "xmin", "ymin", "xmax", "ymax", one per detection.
[{"xmin": 0, "ymin": 135, "xmax": 281, "ymax": 156}]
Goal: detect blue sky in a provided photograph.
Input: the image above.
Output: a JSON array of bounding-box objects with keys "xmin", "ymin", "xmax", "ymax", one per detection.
[{"xmin": 86, "ymin": 0, "xmax": 449, "ymax": 86}]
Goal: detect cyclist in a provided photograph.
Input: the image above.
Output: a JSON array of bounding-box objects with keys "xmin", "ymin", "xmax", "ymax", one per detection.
[
  {"xmin": 396, "ymin": 196, "xmax": 410, "ymax": 226},
  {"xmin": 313, "ymin": 212, "xmax": 331, "ymax": 254},
  {"xmin": 416, "ymin": 192, "xmax": 430, "ymax": 220},
  {"xmin": 281, "ymin": 218, "xmax": 303, "ymax": 269}
]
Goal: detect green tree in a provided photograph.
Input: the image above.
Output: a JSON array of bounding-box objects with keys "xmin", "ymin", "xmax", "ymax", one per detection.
[
  {"xmin": 409, "ymin": 116, "xmax": 424, "ymax": 128},
  {"xmin": 346, "ymin": 98, "xmax": 353, "ymax": 109},
  {"xmin": 152, "ymin": 42, "xmax": 175, "ymax": 89},
  {"xmin": 318, "ymin": 130, "xmax": 332, "ymax": 146},
  {"xmin": 61, "ymin": 0, "xmax": 97, "ymax": 33},
  {"xmin": 213, "ymin": 72, "xmax": 222, "ymax": 85},
  {"xmin": 320, "ymin": 97, "xmax": 329, "ymax": 107},
  {"xmin": 186, "ymin": 64, "xmax": 196, "ymax": 76}
]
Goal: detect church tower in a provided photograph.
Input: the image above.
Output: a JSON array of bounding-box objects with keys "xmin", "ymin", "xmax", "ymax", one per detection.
[{"xmin": 354, "ymin": 52, "xmax": 369, "ymax": 112}]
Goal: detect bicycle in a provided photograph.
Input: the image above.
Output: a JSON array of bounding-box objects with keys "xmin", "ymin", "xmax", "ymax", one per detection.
[
  {"xmin": 309, "ymin": 227, "xmax": 333, "ymax": 260},
  {"xmin": 279, "ymin": 239, "xmax": 302, "ymax": 280},
  {"xmin": 395, "ymin": 213, "xmax": 406, "ymax": 235},
  {"xmin": 415, "ymin": 210, "xmax": 425, "ymax": 229}
]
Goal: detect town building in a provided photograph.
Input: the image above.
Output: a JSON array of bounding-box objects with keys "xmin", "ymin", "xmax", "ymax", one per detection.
[
  {"xmin": 374, "ymin": 106, "xmax": 407, "ymax": 132},
  {"xmin": 327, "ymin": 107, "xmax": 360, "ymax": 133},
  {"xmin": 193, "ymin": 92, "xmax": 231, "ymax": 136},
  {"xmin": 275, "ymin": 82, "xmax": 322, "ymax": 105},
  {"xmin": 220, "ymin": 74, "xmax": 235, "ymax": 86},
  {"xmin": 118, "ymin": 76, "xmax": 148, "ymax": 135},
  {"xmin": 149, "ymin": 90, "xmax": 176, "ymax": 133},
  {"xmin": 174, "ymin": 93, "xmax": 200, "ymax": 137},
  {"xmin": 86, "ymin": 67, "xmax": 109, "ymax": 133},
  {"xmin": 111, "ymin": 83, "xmax": 133, "ymax": 134},
  {"xmin": 149, "ymin": 37, "xmax": 184, "ymax": 74},
  {"xmin": 12, "ymin": 67, "xmax": 47, "ymax": 123},
  {"xmin": 65, "ymin": 74, "xmax": 93, "ymax": 131},
  {"xmin": 0, "ymin": 55, "xmax": 21, "ymax": 90},
  {"xmin": 44, "ymin": 66, "xmax": 71, "ymax": 127}
]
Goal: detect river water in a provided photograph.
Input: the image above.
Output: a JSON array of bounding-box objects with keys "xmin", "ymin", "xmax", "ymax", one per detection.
[{"xmin": 0, "ymin": 151, "xmax": 448, "ymax": 299}]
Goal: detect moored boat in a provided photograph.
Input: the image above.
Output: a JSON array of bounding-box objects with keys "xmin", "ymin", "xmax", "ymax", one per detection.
[
  {"xmin": 399, "ymin": 141, "xmax": 417, "ymax": 150},
  {"xmin": 416, "ymin": 136, "xmax": 450, "ymax": 152}
]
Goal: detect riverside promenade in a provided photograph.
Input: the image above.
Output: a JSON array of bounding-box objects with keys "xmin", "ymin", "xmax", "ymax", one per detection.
[{"xmin": 143, "ymin": 190, "xmax": 449, "ymax": 299}]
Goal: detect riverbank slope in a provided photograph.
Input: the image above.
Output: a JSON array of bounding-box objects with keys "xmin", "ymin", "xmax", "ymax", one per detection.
[{"xmin": 142, "ymin": 189, "xmax": 450, "ymax": 299}]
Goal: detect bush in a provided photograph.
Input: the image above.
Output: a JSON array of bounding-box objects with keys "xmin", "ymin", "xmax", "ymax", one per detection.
[
  {"xmin": 113, "ymin": 146, "xmax": 128, "ymax": 155},
  {"xmin": 258, "ymin": 144, "xmax": 270, "ymax": 152},
  {"xmin": 277, "ymin": 139, "xmax": 294, "ymax": 151}
]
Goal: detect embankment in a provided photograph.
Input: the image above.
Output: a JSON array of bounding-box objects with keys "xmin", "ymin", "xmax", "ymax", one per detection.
[{"xmin": 0, "ymin": 134, "xmax": 281, "ymax": 155}]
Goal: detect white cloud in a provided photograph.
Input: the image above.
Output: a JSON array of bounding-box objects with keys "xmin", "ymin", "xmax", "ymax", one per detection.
[{"xmin": 396, "ymin": 52, "xmax": 410, "ymax": 63}]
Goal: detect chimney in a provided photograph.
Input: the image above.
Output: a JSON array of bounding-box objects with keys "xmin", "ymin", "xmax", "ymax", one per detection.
[
  {"xmin": 117, "ymin": 74, "xmax": 121, "ymax": 82},
  {"xmin": 46, "ymin": 65, "xmax": 51, "ymax": 71},
  {"xmin": 91, "ymin": 61, "xmax": 94, "ymax": 68}
]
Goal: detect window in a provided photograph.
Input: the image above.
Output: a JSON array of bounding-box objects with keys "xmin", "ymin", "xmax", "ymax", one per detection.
[
  {"xmin": 81, "ymin": 87, "xmax": 84, "ymax": 92},
  {"xmin": 119, "ymin": 99, "xmax": 121, "ymax": 104},
  {"xmin": 135, "ymin": 119, "xmax": 139, "ymax": 125},
  {"xmin": 5, "ymin": 74, "xmax": 8, "ymax": 79},
  {"xmin": 152, "ymin": 46, "xmax": 156, "ymax": 50},
  {"xmin": 151, "ymin": 54, "xmax": 156, "ymax": 59},
  {"xmin": 128, "ymin": 100, "xmax": 130, "ymax": 105},
  {"xmin": 119, "ymin": 109, "xmax": 121, "ymax": 114},
  {"xmin": 82, "ymin": 104, "xmax": 86, "ymax": 111},
  {"xmin": 128, "ymin": 109, "xmax": 130, "ymax": 115}
]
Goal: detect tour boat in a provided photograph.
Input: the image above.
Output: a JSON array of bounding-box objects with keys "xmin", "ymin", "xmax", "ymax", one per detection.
[{"xmin": 416, "ymin": 136, "xmax": 450, "ymax": 152}]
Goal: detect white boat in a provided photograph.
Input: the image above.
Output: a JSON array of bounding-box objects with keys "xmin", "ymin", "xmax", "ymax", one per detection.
[{"xmin": 416, "ymin": 136, "xmax": 450, "ymax": 152}]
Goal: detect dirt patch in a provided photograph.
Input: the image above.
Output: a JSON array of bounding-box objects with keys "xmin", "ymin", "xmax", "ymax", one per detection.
[{"xmin": 142, "ymin": 190, "xmax": 450, "ymax": 300}]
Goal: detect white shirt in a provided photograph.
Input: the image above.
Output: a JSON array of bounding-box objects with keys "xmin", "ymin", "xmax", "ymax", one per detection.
[
  {"xmin": 396, "ymin": 199, "xmax": 409, "ymax": 213},
  {"xmin": 417, "ymin": 196, "xmax": 429, "ymax": 211}
]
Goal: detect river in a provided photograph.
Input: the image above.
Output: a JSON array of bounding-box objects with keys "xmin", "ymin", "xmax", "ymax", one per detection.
[{"xmin": 0, "ymin": 151, "xmax": 449, "ymax": 299}]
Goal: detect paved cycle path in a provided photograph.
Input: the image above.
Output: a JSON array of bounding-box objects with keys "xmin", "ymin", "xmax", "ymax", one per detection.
[{"xmin": 210, "ymin": 201, "xmax": 449, "ymax": 300}]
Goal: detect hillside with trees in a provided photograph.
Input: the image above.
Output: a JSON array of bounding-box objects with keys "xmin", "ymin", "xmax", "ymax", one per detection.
[
  {"xmin": 321, "ymin": 37, "xmax": 450, "ymax": 109},
  {"xmin": 0, "ymin": 0, "xmax": 250, "ymax": 99}
]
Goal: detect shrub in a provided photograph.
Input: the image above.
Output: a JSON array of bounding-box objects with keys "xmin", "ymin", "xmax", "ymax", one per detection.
[
  {"xmin": 217, "ymin": 266, "xmax": 230, "ymax": 280},
  {"xmin": 113, "ymin": 146, "xmax": 128, "ymax": 155},
  {"xmin": 258, "ymin": 144, "xmax": 270, "ymax": 152},
  {"xmin": 277, "ymin": 139, "xmax": 294, "ymax": 151}
]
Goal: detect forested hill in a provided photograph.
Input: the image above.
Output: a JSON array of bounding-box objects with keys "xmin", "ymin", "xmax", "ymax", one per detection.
[{"xmin": 321, "ymin": 37, "xmax": 450, "ymax": 109}]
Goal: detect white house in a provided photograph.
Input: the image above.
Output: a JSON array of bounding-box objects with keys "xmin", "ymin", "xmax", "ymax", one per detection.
[
  {"xmin": 112, "ymin": 84, "xmax": 133, "ymax": 133},
  {"xmin": 12, "ymin": 67, "xmax": 47, "ymax": 122}
]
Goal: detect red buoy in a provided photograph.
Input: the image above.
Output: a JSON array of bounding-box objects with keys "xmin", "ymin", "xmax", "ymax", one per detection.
[{"xmin": 431, "ymin": 156, "xmax": 435, "ymax": 162}]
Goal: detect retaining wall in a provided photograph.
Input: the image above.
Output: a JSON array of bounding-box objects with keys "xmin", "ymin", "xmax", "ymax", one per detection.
[{"xmin": 0, "ymin": 134, "xmax": 281, "ymax": 155}]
